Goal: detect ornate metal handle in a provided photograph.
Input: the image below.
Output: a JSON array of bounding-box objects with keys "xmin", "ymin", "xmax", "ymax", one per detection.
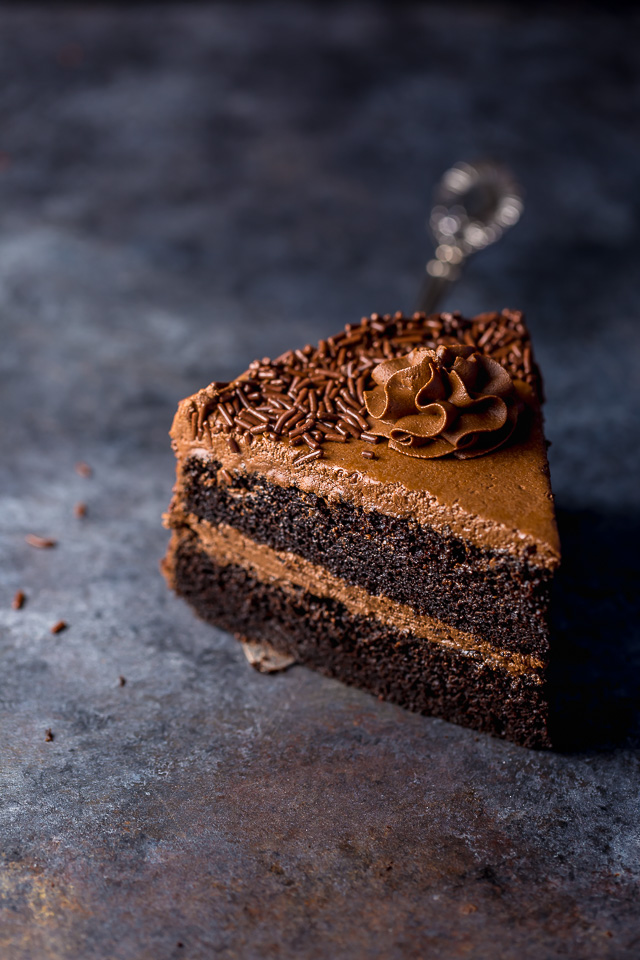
[{"xmin": 417, "ymin": 161, "xmax": 523, "ymax": 314}]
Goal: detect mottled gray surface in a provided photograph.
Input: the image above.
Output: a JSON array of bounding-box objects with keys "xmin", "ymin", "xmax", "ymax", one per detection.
[{"xmin": 1, "ymin": 5, "xmax": 640, "ymax": 959}]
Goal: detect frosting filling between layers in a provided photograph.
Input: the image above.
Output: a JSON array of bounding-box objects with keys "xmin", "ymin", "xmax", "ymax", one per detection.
[
  {"xmin": 173, "ymin": 517, "xmax": 544, "ymax": 680},
  {"xmin": 170, "ymin": 454, "xmax": 554, "ymax": 656}
]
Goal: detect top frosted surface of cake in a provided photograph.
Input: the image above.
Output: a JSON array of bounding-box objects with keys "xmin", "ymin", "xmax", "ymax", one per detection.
[{"xmin": 170, "ymin": 311, "xmax": 560, "ymax": 564}]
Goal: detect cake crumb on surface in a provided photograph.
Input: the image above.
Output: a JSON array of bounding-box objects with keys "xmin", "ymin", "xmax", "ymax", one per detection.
[
  {"xmin": 25, "ymin": 534, "xmax": 57, "ymax": 549},
  {"xmin": 12, "ymin": 590, "xmax": 26, "ymax": 610},
  {"xmin": 74, "ymin": 502, "xmax": 87, "ymax": 518},
  {"xmin": 44, "ymin": 728, "xmax": 54, "ymax": 742},
  {"xmin": 75, "ymin": 461, "xmax": 92, "ymax": 477}
]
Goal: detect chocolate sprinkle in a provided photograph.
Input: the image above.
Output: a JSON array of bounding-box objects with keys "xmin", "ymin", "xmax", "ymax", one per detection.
[
  {"xmin": 75, "ymin": 461, "xmax": 92, "ymax": 478},
  {"xmin": 198, "ymin": 311, "xmax": 539, "ymax": 458},
  {"xmin": 50, "ymin": 620, "xmax": 67, "ymax": 634},
  {"xmin": 74, "ymin": 502, "xmax": 87, "ymax": 518},
  {"xmin": 294, "ymin": 448, "xmax": 323, "ymax": 466}
]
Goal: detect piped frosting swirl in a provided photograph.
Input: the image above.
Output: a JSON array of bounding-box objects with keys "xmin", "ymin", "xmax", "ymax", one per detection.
[{"xmin": 364, "ymin": 344, "xmax": 524, "ymax": 459}]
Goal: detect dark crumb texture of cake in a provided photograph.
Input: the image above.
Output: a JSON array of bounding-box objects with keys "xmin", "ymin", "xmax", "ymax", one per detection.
[
  {"xmin": 179, "ymin": 456, "xmax": 553, "ymax": 658},
  {"xmin": 168, "ymin": 531, "xmax": 551, "ymax": 749},
  {"xmin": 183, "ymin": 310, "xmax": 541, "ymax": 464}
]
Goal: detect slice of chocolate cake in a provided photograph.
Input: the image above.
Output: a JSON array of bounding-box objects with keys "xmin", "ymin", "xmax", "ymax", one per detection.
[{"xmin": 163, "ymin": 310, "xmax": 560, "ymax": 748}]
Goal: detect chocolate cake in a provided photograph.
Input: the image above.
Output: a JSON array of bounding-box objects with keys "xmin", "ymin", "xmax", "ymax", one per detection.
[{"xmin": 162, "ymin": 310, "xmax": 560, "ymax": 748}]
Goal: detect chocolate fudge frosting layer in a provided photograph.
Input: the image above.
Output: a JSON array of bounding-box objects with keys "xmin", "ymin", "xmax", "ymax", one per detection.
[
  {"xmin": 165, "ymin": 529, "xmax": 551, "ymax": 748},
  {"xmin": 171, "ymin": 393, "xmax": 559, "ymax": 566},
  {"xmin": 169, "ymin": 519, "xmax": 544, "ymax": 679},
  {"xmin": 171, "ymin": 456, "xmax": 553, "ymax": 656},
  {"xmin": 169, "ymin": 310, "xmax": 560, "ymax": 565}
]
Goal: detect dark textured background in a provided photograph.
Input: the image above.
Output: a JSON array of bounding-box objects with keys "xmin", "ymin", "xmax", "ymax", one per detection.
[{"xmin": 1, "ymin": 5, "xmax": 640, "ymax": 958}]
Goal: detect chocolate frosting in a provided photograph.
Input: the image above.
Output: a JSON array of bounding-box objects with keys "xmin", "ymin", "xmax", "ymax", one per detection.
[
  {"xmin": 364, "ymin": 344, "xmax": 524, "ymax": 459},
  {"xmin": 168, "ymin": 311, "xmax": 561, "ymax": 564}
]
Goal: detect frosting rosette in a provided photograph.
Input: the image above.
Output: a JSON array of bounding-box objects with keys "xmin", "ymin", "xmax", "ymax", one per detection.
[{"xmin": 364, "ymin": 344, "xmax": 524, "ymax": 459}]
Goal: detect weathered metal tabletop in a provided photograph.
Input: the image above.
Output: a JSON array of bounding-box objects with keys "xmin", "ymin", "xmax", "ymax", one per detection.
[{"xmin": 1, "ymin": 5, "xmax": 639, "ymax": 958}]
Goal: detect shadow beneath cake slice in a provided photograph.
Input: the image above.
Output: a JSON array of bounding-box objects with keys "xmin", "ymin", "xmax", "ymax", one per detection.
[{"xmin": 548, "ymin": 507, "xmax": 640, "ymax": 752}]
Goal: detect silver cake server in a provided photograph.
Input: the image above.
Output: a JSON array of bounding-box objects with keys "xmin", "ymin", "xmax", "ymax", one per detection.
[{"xmin": 417, "ymin": 161, "xmax": 523, "ymax": 314}]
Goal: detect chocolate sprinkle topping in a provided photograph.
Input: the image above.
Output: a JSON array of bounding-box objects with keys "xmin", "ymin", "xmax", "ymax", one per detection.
[
  {"xmin": 193, "ymin": 311, "xmax": 539, "ymax": 458},
  {"xmin": 50, "ymin": 620, "xmax": 67, "ymax": 634}
]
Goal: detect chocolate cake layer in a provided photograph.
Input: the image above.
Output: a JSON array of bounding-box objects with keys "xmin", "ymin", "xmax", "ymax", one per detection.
[
  {"xmin": 165, "ymin": 528, "xmax": 551, "ymax": 748},
  {"xmin": 177, "ymin": 455, "xmax": 553, "ymax": 658},
  {"xmin": 181, "ymin": 517, "xmax": 544, "ymax": 677}
]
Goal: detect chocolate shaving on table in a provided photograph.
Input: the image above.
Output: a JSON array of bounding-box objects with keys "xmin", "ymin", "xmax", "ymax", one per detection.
[{"xmin": 191, "ymin": 310, "xmax": 539, "ymax": 460}]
